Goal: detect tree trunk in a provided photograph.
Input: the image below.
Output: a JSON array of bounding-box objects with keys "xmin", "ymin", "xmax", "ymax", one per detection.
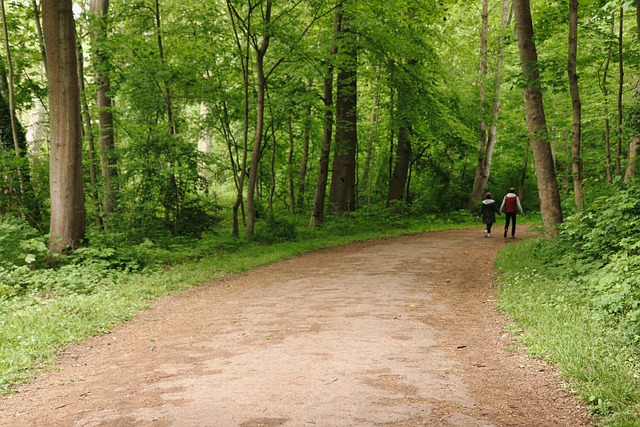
[
  {"xmin": 601, "ymin": 13, "xmax": 614, "ymax": 184},
  {"xmin": 246, "ymin": 1, "xmax": 271, "ymax": 239},
  {"xmin": 297, "ymin": 80, "xmax": 311, "ymax": 212},
  {"xmin": 0, "ymin": 0, "xmax": 26, "ymax": 202},
  {"xmin": 310, "ymin": 8, "xmax": 340, "ymax": 228},
  {"xmin": 89, "ymin": 0, "xmax": 117, "ymax": 216},
  {"xmin": 226, "ymin": 0, "xmax": 251, "ymax": 238},
  {"xmin": 329, "ymin": 7, "xmax": 358, "ymax": 213},
  {"xmin": 513, "ymin": 0, "xmax": 563, "ymax": 235},
  {"xmin": 42, "ymin": 0, "xmax": 86, "ymax": 252},
  {"xmin": 287, "ymin": 114, "xmax": 295, "ymax": 214},
  {"xmin": 32, "ymin": 0, "xmax": 47, "ymax": 70},
  {"xmin": 616, "ymin": 5, "xmax": 624, "ymax": 176},
  {"xmin": 361, "ymin": 66, "xmax": 381, "ymax": 200},
  {"xmin": 387, "ymin": 125, "xmax": 411, "ymax": 202},
  {"xmin": 469, "ymin": 0, "xmax": 490, "ymax": 208},
  {"xmin": 625, "ymin": 136, "xmax": 639, "ymax": 183},
  {"xmin": 568, "ymin": 0, "xmax": 584, "ymax": 209},
  {"xmin": 76, "ymin": 25, "xmax": 104, "ymax": 230}
]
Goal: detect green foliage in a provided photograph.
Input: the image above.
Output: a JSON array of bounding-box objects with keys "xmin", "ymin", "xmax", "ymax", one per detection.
[
  {"xmin": 254, "ymin": 216, "xmax": 299, "ymax": 245},
  {"xmin": 496, "ymin": 240, "xmax": 640, "ymax": 425}
]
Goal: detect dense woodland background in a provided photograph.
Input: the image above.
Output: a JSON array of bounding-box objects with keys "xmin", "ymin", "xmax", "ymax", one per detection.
[{"xmin": 0, "ymin": 0, "xmax": 635, "ymax": 248}]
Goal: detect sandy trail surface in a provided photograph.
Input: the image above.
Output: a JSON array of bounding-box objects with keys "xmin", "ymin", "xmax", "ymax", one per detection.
[{"xmin": 0, "ymin": 228, "xmax": 591, "ymax": 427}]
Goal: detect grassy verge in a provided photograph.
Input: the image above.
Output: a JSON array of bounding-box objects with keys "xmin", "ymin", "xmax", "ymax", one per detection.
[
  {"xmin": 0, "ymin": 214, "xmax": 475, "ymax": 394},
  {"xmin": 495, "ymin": 239, "xmax": 640, "ymax": 427}
]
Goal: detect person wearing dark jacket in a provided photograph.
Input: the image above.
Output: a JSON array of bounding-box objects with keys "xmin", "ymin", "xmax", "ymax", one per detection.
[
  {"xmin": 481, "ymin": 192, "xmax": 500, "ymax": 237},
  {"xmin": 499, "ymin": 187, "xmax": 524, "ymax": 238}
]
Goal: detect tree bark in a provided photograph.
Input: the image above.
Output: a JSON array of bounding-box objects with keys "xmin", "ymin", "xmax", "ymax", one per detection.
[
  {"xmin": 0, "ymin": 0, "xmax": 26, "ymax": 202},
  {"xmin": 226, "ymin": 0, "xmax": 252, "ymax": 238},
  {"xmin": 625, "ymin": 136, "xmax": 639, "ymax": 183},
  {"xmin": 387, "ymin": 125, "xmax": 411, "ymax": 202},
  {"xmin": 297, "ymin": 80, "xmax": 311, "ymax": 212},
  {"xmin": 329, "ymin": 6, "xmax": 357, "ymax": 213},
  {"xmin": 310, "ymin": 7, "xmax": 340, "ymax": 228},
  {"xmin": 601, "ymin": 13, "xmax": 614, "ymax": 184},
  {"xmin": 287, "ymin": 114, "xmax": 295, "ymax": 214},
  {"xmin": 89, "ymin": 0, "xmax": 117, "ymax": 216},
  {"xmin": 616, "ymin": 5, "xmax": 624, "ymax": 176},
  {"xmin": 513, "ymin": 0, "xmax": 563, "ymax": 235},
  {"xmin": 246, "ymin": 1, "xmax": 272, "ymax": 239},
  {"xmin": 42, "ymin": 0, "xmax": 86, "ymax": 252},
  {"xmin": 568, "ymin": 0, "xmax": 584, "ymax": 209},
  {"xmin": 469, "ymin": 0, "xmax": 490, "ymax": 208},
  {"xmin": 76, "ymin": 26, "xmax": 104, "ymax": 230}
]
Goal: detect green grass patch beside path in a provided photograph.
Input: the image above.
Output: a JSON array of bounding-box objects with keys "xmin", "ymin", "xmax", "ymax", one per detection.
[{"xmin": 495, "ymin": 240, "xmax": 640, "ymax": 427}]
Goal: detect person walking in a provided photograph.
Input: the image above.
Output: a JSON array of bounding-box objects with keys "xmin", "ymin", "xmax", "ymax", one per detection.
[
  {"xmin": 500, "ymin": 187, "xmax": 524, "ymax": 238},
  {"xmin": 481, "ymin": 192, "xmax": 500, "ymax": 237}
]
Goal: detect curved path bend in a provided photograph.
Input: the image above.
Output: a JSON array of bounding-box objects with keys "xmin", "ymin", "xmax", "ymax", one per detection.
[{"xmin": 0, "ymin": 228, "xmax": 591, "ymax": 427}]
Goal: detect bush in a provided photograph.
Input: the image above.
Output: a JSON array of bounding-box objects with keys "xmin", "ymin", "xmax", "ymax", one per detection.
[{"xmin": 254, "ymin": 216, "xmax": 298, "ymax": 244}]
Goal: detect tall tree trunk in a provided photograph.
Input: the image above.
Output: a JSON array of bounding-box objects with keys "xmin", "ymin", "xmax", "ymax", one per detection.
[
  {"xmin": 76, "ymin": 25, "xmax": 104, "ymax": 230},
  {"xmin": 42, "ymin": 0, "xmax": 86, "ymax": 252},
  {"xmin": 387, "ymin": 125, "xmax": 411, "ymax": 202},
  {"xmin": 246, "ymin": 1, "xmax": 272, "ymax": 240},
  {"xmin": 361, "ymin": 66, "xmax": 381, "ymax": 200},
  {"xmin": 287, "ymin": 114, "xmax": 295, "ymax": 214},
  {"xmin": 601, "ymin": 13, "xmax": 614, "ymax": 184},
  {"xmin": 469, "ymin": 0, "xmax": 490, "ymax": 208},
  {"xmin": 32, "ymin": 0, "xmax": 46, "ymax": 70},
  {"xmin": 89, "ymin": 0, "xmax": 117, "ymax": 217},
  {"xmin": 310, "ymin": 7, "xmax": 340, "ymax": 228},
  {"xmin": 297, "ymin": 80, "xmax": 311, "ymax": 212},
  {"xmin": 0, "ymin": 0, "xmax": 26, "ymax": 203},
  {"xmin": 226, "ymin": 0, "xmax": 252, "ymax": 238},
  {"xmin": 513, "ymin": 0, "xmax": 563, "ymax": 235},
  {"xmin": 616, "ymin": 5, "xmax": 624, "ymax": 176},
  {"xmin": 568, "ymin": 0, "xmax": 584, "ymax": 209},
  {"xmin": 470, "ymin": 0, "xmax": 511, "ymax": 209},
  {"xmin": 329, "ymin": 6, "xmax": 358, "ymax": 213},
  {"xmin": 625, "ymin": 136, "xmax": 639, "ymax": 182}
]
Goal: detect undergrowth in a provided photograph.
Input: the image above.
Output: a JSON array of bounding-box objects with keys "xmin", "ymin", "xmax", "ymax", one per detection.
[{"xmin": 496, "ymin": 186, "xmax": 640, "ymax": 426}]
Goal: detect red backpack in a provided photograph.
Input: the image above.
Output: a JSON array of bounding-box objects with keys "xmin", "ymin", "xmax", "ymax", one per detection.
[{"xmin": 504, "ymin": 195, "xmax": 518, "ymax": 213}]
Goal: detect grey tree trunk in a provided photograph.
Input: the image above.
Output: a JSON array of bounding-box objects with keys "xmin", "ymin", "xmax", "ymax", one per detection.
[
  {"xmin": 89, "ymin": 0, "xmax": 117, "ymax": 216},
  {"xmin": 42, "ymin": 0, "xmax": 86, "ymax": 252},
  {"xmin": 246, "ymin": 1, "xmax": 272, "ymax": 239},
  {"xmin": 513, "ymin": 0, "xmax": 563, "ymax": 235},
  {"xmin": 568, "ymin": 0, "xmax": 584, "ymax": 209},
  {"xmin": 469, "ymin": 0, "xmax": 489, "ymax": 208}
]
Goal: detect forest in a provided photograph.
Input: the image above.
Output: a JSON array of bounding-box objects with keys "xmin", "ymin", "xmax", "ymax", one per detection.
[{"xmin": 1, "ymin": 0, "xmax": 640, "ymax": 424}]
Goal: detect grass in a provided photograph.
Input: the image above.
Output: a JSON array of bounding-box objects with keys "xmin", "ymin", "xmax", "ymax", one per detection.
[
  {"xmin": 495, "ymin": 239, "xmax": 640, "ymax": 426},
  {"xmin": 0, "ymin": 213, "xmax": 476, "ymax": 394}
]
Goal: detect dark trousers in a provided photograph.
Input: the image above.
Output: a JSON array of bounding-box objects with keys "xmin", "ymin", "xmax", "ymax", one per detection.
[
  {"xmin": 504, "ymin": 213, "xmax": 517, "ymax": 236},
  {"xmin": 485, "ymin": 222, "xmax": 494, "ymax": 233}
]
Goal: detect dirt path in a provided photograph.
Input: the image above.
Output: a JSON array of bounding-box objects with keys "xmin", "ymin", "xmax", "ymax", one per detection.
[{"xmin": 0, "ymin": 228, "xmax": 591, "ymax": 427}]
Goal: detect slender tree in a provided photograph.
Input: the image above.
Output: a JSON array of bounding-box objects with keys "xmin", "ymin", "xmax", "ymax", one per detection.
[
  {"xmin": 568, "ymin": 0, "xmax": 584, "ymax": 209},
  {"xmin": 89, "ymin": 0, "xmax": 117, "ymax": 217},
  {"xmin": 600, "ymin": 13, "xmax": 615, "ymax": 184},
  {"xmin": 329, "ymin": 3, "xmax": 358, "ymax": 213},
  {"xmin": 310, "ymin": 6, "xmax": 340, "ymax": 228},
  {"xmin": 469, "ymin": 0, "xmax": 490, "ymax": 208},
  {"xmin": 616, "ymin": 4, "xmax": 624, "ymax": 176},
  {"xmin": 513, "ymin": 0, "xmax": 563, "ymax": 235},
  {"xmin": 246, "ymin": 1, "xmax": 272, "ymax": 239},
  {"xmin": 0, "ymin": 0, "xmax": 26, "ymax": 204},
  {"xmin": 76, "ymin": 25, "xmax": 104, "ymax": 229},
  {"xmin": 42, "ymin": 0, "xmax": 86, "ymax": 251}
]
